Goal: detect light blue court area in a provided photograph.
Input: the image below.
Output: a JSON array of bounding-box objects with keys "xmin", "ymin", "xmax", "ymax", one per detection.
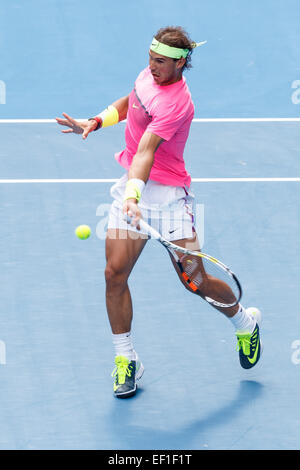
[
  {"xmin": 1, "ymin": 0, "xmax": 300, "ymax": 451},
  {"xmin": 1, "ymin": 0, "xmax": 300, "ymax": 119},
  {"xmin": 0, "ymin": 121, "xmax": 300, "ymax": 450}
]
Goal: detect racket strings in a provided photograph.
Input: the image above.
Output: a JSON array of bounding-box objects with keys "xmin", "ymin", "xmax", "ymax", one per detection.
[
  {"xmin": 181, "ymin": 256, "xmax": 204, "ymax": 288},
  {"xmin": 178, "ymin": 252, "xmax": 240, "ymax": 307}
]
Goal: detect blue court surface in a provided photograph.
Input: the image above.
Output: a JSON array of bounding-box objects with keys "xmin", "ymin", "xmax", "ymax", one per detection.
[{"xmin": 1, "ymin": 0, "xmax": 300, "ymax": 451}]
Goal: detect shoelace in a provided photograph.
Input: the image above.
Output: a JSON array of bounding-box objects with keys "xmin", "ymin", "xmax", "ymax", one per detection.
[
  {"xmin": 236, "ymin": 336, "xmax": 251, "ymax": 355},
  {"xmin": 111, "ymin": 357, "xmax": 133, "ymax": 385},
  {"xmin": 236, "ymin": 330, "xmax": 258, "ymax": 356}
]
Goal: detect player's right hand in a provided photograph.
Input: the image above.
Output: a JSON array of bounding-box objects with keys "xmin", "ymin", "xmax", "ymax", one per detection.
[
  {"xmin": 123, "ymin": 199, "xmax": 142, "ymax": 230},
  {"xmin": 55, "ymin": 113, "xmax": 97, "ymax": 139}
]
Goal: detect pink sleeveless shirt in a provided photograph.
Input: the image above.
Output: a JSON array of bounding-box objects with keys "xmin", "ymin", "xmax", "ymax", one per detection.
[{"xmin": 115, "ymin": 66, "xmax": 194, "ymax": 187}]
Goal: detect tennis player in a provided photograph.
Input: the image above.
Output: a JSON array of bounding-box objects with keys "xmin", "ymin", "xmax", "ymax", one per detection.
[{"xmin": 57, "ymin": 26, "xmax": 262, "ymax": 398}]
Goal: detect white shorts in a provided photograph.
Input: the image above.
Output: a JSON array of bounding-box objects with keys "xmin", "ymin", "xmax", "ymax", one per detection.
[{"xmin": 107, "ymin": 173, "xmax": 196, "ymax": 241}]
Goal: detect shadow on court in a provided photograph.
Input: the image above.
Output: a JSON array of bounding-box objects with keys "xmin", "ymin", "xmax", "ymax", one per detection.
[{"xmin": 106, "ymin": 380, "xmax": 264, "ymax": 450}]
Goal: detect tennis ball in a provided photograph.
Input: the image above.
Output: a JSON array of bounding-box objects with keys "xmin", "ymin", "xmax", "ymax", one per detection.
[{"xmin": 75, "ymin": 225, "xmax": 91, "ymax": 240}]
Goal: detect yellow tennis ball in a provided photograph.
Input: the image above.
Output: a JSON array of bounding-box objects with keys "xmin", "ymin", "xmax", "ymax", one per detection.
[{"xmin": 75, "ymin": 225, "xmax": 91, "ymax": 240}]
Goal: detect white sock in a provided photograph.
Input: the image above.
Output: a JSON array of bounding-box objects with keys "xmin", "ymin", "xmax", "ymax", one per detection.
[
  {"xmin": 112, "ymin": 331, "xmax": 136, "ymax": 361},
  {"xmin": 229, "ymin": 305, "xmax": 256, "ymax": 333}
]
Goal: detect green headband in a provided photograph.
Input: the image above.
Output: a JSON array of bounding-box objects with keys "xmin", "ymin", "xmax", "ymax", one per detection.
[{"xmin": 150, "ymin": 37, "xmax": 207, "ymax": 59}]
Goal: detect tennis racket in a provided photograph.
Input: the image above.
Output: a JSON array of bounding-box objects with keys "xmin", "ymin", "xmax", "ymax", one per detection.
[{"xmin": 127, "ymin": 216, "xmax": 242, "ymax": 308}]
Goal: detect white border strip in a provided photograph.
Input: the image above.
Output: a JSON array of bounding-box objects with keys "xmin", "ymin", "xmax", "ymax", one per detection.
[
  {"xmin": 0, "ymin": 118, "xmax": 300, "ymax": 123},
  {"xmin": 0, "ymin": 178, "xmax": 299, "ymax": 184}
]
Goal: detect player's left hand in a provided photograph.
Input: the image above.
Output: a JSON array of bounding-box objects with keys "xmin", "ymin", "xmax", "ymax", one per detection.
[{"xmin": 56, "ymin": 113, "xmax": 97, "ymax": 139}]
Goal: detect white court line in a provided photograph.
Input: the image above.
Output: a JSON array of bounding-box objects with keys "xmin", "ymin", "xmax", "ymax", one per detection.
[
  {"xmin": 0, "ymin": 178, "xmax": 299, "ymax": 184},
  {"xmin": 0, "ymin": 119, "xmax": 57, "ymax": 123},
  {"xmin": 0, "ymin": 179, "xmax": 118, "ymax": 183},
  {"xmin": 0, "ymin": 118, "xmax": 300, "ymax": 123},
  {"xmin": 193, "ymin": 118, "xmax": 300, "ymax": 123},
  {"xmin": 0, "ymin": 120, "xmax": 298, "ymax": 183},
  {"xmin": 192, "ymin": 177, "xmax": 300, "ymax": 182}
]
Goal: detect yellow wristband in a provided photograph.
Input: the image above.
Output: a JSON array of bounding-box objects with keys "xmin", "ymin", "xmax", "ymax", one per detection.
[
  {"xmin": 124, "ymin": 179, "xmax": 145, "ymax": 203},
  {"xmin": 97, "ymin": 105, "xmax": 119, "ymax": 128}
]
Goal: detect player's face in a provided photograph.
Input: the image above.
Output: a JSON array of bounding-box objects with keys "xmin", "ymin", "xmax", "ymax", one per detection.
[{"xmin": 149, "ymin": 51, "xmax": 185, "ymax": 86}]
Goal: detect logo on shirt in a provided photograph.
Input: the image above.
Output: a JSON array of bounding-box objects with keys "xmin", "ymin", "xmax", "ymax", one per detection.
[{"xmin": 132, "ymin": 103, "xmax": 139, "ymax": 109}]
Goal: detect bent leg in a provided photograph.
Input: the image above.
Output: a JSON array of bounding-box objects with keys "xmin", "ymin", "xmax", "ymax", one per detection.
[
  {"xmin": 105, "ymin": 228, "xmax": 148, "ymax": 334},
  {"xmin": 168, "ymin": 232, "xmax": 239, "ymax": 317}
]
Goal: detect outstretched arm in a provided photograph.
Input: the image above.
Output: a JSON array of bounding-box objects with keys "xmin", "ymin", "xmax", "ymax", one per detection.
[{"xmin": 56, "ymin": 95, "xmax": 129, "ymax": 139}]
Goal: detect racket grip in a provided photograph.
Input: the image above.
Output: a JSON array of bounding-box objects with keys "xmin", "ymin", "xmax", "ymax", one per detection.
[{"xmin": 125, "ymin": 215, "xmax": 161, "ymax": 239}]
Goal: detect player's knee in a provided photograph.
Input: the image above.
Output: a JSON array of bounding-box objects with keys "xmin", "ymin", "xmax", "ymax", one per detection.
[{"xmin": 105, "ymin": 263, "xmax": 129, "ymax": 291}]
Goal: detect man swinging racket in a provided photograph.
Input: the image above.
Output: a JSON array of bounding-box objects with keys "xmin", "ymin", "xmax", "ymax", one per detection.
[{"xmin": 57, "ymin": 26, "xmax": 262, "ymax": 398}]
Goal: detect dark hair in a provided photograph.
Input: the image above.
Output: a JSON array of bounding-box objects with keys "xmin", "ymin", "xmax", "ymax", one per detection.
[{"xmin": 154, "ymin": 26, "xmax": 194, "ymax": 71}]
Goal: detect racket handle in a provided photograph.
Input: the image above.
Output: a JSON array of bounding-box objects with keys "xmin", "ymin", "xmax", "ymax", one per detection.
[
  {"xmin": 138, "ymin": 218, "xmax": 161, "ymax": 239},
  {"xmin": 125, "ymin": 215, "xmax": 161, "ymax": 239}
]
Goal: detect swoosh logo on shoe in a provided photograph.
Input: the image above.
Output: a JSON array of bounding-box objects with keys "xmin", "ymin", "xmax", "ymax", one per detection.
[{"xmin": 248, "ymin": 338, "xmax": 260, "ymax": 364}]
